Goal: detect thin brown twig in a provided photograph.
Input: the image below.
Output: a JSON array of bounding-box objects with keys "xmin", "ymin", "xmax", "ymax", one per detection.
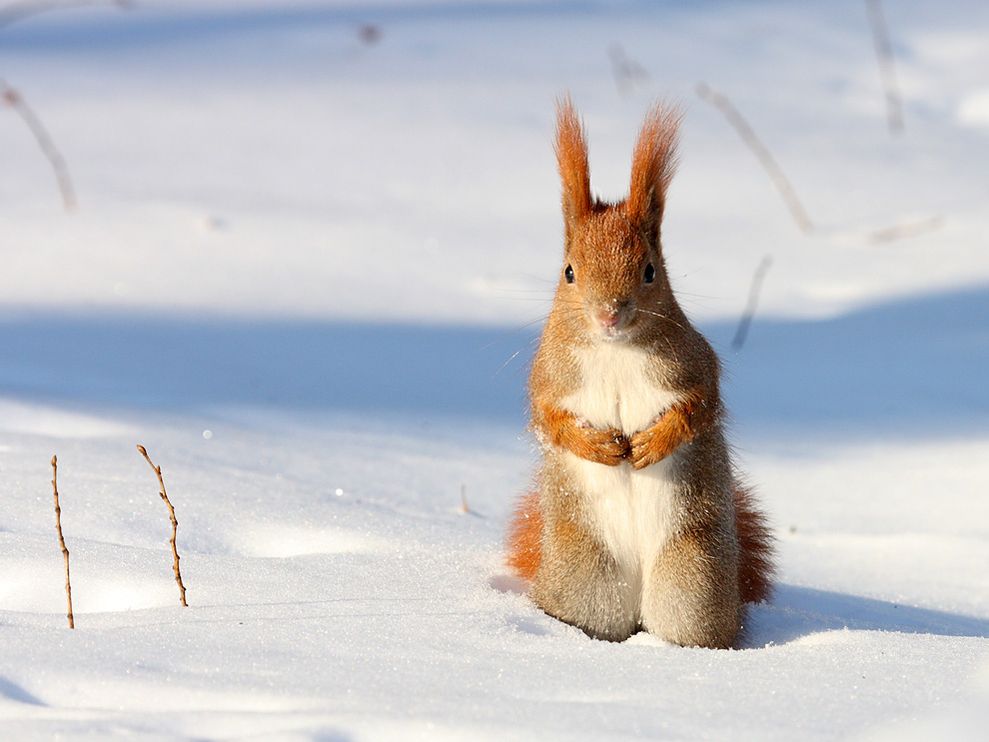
[
  {"xmin": 136, "ymin": 444, "xmax": 188, "ymax": 607},
  {"xmin": 696, "ymin": 82, "xmax": 814, "ymax": 234},
  {"xmin": 864, "ymin": 0, "xmax": 904, "ymax": 135},
  {"xmin": 731, "ymin": 255, "xmax": 773, "ymax": 351},
  {"xmin": 0, "ymin": 0, "xmax": 130, "ymax": 30},
  {"xmin": 1, "ymin": 79, "xmax": 75, "ymax": 210},
  {"xmin": 868, "ymin": 215, "xmax": 943, "ymax": 244},
  {"xmin": 51, "ymin": 455, "xmax": 74, "ymax": 629}
]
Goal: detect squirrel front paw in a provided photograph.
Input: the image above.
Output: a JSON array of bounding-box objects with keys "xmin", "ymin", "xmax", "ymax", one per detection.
[
  {"xmin": 629, "ymin": 410, "xmax": 692, "ymax": 470},
  {"xmin": 572, "ymin": 425, "xmax": 630, "ymax": 466},
  {"xmin": 629, "ymin": 429, "xmax": 671, "ymax": 469}
]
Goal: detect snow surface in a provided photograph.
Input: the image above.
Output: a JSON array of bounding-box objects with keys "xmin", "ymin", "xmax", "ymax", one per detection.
[{"xmin": 1, "ymin": 1, "xmax": 988, "ymax": 739}]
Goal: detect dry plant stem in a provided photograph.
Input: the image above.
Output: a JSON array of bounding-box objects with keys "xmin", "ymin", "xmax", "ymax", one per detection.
[
  {"xmin": 864, "ymin": 0, "xmax": 904, "ymax": 135},
  {"xmin": 696, "ymin": 82, "xmax": 814, "ymax": 234},
  {"xmin": 0, "ymin": 0, "xmax": 130, "ymax": 29},
  {"xmin": 136, "ymin": 444, "xmax": 188, "ymax": 607},
  {"xmin": 0, "ymin": 79, "xmax": 75, "ymax": 210},
  {"xmin": 732, "ymin": 255, "xmax": 773, "ymax": 351},
  {"xmin": 868, "ymin": 215, "xmax": 943, "ymax": 244},
  {"xmin": 459, "ymin": 484, "xmax": 469, "ymax": 515},
  {"xmin": 51, "ymin": 455, "xmax": 74, "ymax": 629}
]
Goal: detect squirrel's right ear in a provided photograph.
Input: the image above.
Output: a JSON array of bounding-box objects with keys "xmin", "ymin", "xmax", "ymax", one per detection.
[{"xmin": 555, "ymin": 96, "xmax": 592, "ymax": 235}]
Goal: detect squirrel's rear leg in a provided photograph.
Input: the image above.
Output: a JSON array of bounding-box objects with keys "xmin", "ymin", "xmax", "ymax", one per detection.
[
  {"xmin": 531, "ymin": 522, "xmax": 639, "ymax": 642},
  {"xmin": 640, "ymin": 528, "xmax": 741, "ymax": 648},
  {"xmin": 530, "ymin": 475, "xmax": 639, "ymax": 641}
]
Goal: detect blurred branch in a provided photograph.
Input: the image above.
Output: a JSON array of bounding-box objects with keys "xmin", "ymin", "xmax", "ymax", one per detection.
[
  {"xmin": 0, "ymin": 0, "xmax": 131, "ymax": 29},
  {"xmin": 357, "ymin": 23, "xmax": 381, "ymax": 46},
  {"xmin": 732, "ymin": 255, "xmax": 773, "ymax": 352},
  {"xmin": 696, "ymin": 82, "xmax": 814, "ymax": 234},
  {"xmin": 1, "ymin": 78, "xmax": 75, "ymax": 210},
  {"xmin": 865, "ymin": 0, "xmax": 904, "ymax": 135},
  {"xmin": 868, "ymin": 215, "xmax": 943, "ymax": 245},
  {"xmin": 608, "ymin": 43, "xmax": 648, "ymax": 97}
]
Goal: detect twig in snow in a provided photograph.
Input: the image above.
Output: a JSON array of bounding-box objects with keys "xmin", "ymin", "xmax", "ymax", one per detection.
[
  {"xmin": 731, "ymin": 255, "xmax": 773, "ymax": 351},
  {"xmin": 0, "ymin": 0, "xmax": 130, "ymax": 30},
  {"xmin": 608, "ymin": 43, "xmax": 648, "ymax": 97},
  {"xmin": 136, "ymin": 444, "xmax": 188, "ymax": 607},
  {"xmin": 459, "ymin": 484, "xmax": 470, "ymax": 515},
  {"xmin": 864, "ymin": 0, "xmax": 904, "ymax": 135},
  {"xmin": 51, "ymin": 455, "xmax": 74, "ymax": 629},
  {"xmin": 1, "ymin": 79, "xmax": 75, "ymax": 210},
  {"xmin": 696, "ymin": 82, "xmax": 814, "ymax": 234}
]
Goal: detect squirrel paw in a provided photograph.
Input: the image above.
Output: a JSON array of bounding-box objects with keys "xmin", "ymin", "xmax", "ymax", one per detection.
[
  {"xmin": 629, "ymin": 427, "xmax": 675, "ymax": 470},
  {"xmin": 576, "ymin": 426, "xmax": 630, "ymax": 467}
]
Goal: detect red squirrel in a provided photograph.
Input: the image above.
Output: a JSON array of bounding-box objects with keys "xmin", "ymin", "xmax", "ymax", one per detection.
[{"xmin": 507, "ymin": 98, "xmax": 774, "ymax": 648}]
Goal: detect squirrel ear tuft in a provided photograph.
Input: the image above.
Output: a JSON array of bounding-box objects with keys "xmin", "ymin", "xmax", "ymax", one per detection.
[
  {"xmin": 555, "ymin": 95, "xmax": 592, "ymax": 232},
  {"xmin": 626, "ymin": 102, "xmax": 681, "ymax": 231}
]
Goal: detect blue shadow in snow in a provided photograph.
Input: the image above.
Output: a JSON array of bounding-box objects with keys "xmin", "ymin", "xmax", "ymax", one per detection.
[
  {"xmin": 709, "ymin": 283, "xmax": 989, "ymax": 439},
  {"xmin": 743, "ymin": 583, "xmax": 989, "ymax": 647},
  {"xmin": 0, "ymin": 284, "xmax": 986, "ymax": 436},
  {"xmin": 0, "ymin": 312, "xmax": 534, "ymax": 422}
]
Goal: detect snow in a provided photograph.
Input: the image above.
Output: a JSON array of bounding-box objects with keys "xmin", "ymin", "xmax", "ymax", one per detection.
[{"xmin": 1, "ymin": 1, "xmax": 988, "ymax": 739}]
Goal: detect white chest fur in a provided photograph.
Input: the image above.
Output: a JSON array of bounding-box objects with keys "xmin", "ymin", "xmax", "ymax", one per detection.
[
  {"xmin": 561, "ymin": 342, "xmax": 679, "ymax": 433},
  {"xmin": 560, "ymin": 342, "xmax": 683, "ymax": 594}
]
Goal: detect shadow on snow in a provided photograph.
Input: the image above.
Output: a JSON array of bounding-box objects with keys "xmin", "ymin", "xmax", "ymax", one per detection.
[
  {"xmin": 743, "ymin": 583, "xmax": 989, "ymax": 647},
  {"xmin": 0, "ymin": 284, "xmax": 986, "ymax": 439}
]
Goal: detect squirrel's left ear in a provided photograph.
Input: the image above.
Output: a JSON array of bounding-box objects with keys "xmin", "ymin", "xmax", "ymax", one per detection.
[{"xmin": 626, "ymin": 103, "xmax": 681, "ymax": 240}]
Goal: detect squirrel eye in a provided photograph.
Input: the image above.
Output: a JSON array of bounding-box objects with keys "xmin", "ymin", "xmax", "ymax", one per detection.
[
  {"xmin": 564, "ymin": 264, "xmax": 575, "ymax": 284},
  {"xmin": 644, "ymin": 262, "xmax": 656, "ymax": 284}
]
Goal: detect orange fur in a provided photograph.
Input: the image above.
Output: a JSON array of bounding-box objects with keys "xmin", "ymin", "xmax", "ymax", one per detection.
[
  {"xmin": 734, "ymin": 484, "xmax": 775, "ymax": 604},
  {"xmin": 626, "ymin": 103, "xmax": 681, "ymax": 225},
  {"xmin": 536, "ymin": 402, "xmax": 629, "ymax": 466},
  {"xmin": 507, "ymin": 491, "xmax": 542, "ymax": 580},
  {"xmin": 555, "ymin": 96, "xmax": 593, "ymax": 227},
  {"xmin": 629, "ymin": 388, "xmax": 711, "ymax": 470}
]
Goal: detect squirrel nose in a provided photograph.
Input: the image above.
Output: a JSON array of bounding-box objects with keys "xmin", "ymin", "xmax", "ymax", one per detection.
[{"xmin": 597, "ymin": 309, "xmax": 621, "ymax": 328}]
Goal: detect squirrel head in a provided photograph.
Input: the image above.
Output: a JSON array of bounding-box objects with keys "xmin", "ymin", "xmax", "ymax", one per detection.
[{"xmin": 553, "ymin": 97, "xmax": 681, "ymax": 343}]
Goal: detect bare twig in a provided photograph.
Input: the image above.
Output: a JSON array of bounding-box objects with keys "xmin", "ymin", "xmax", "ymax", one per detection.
[
  {"xmin": 1, "ymin": 79, "xmax": 75, "ymax": 210},
  {"xmin": 51, "ymin": 455, "xmax": 74, "ymax": 629},
  {"xmin": 732, "ymin": 255, "xmax": 773, "ymax": 351},
  {"xmin": 136, "ymin": 444, "xmax": 187, "ymax": 607},
  {"xmin": 868, "ymin": 215, "xmax": 943, "ymax": 244},
  {"xmin": 608, "ymin": 43, "xmax": 649, "ymax": 97},
  {"xmin": 0, "ymin": 0, "xmax": 130, "ymax": 29},
  {"xmin": 696, "ymin": 82, "xmax": 814, "ymax": 234},
  {"xmin": 459, "ymin": 484, "xmax": 470, "ymax": 515},
  {"xmin": 864, "ymin": 0, "xmax": 904, "ymax": 135}
]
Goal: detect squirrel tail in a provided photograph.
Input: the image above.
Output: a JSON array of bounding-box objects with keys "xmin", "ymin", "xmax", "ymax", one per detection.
[
  {"xmin": 507, "ymin": 483, "xmax": 775, "ymax": 602},
  {"xmin": 734, "ymin": 482, "xmax": 775, "ymax": 604},
  {"xmin": 507, "ymin": 490, "xmax": 542, "ymax": 580}
]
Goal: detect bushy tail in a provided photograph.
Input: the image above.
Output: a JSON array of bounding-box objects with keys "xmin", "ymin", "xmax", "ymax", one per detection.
[
  {"xmin": 507, "ymin": 484, "xmax": 775, "ymax": 603},
  {"xmin": 734, "ymin": 483, "xmax": 775, "ymax": 604},
  {"xmin": 506, "ymin": 491, "xmax": 542, "ymax": 580}
]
